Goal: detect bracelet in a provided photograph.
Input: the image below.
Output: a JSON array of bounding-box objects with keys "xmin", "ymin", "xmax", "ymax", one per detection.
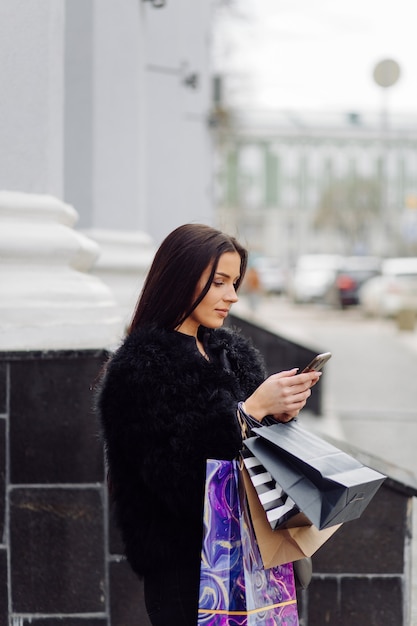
[
  {"xmin": 237, "ymin": 401, "xmax": 260, "ymax": 431},
  {"xmin": 237, "ymin": 401, "xmax": 250, "ymax": 420}
]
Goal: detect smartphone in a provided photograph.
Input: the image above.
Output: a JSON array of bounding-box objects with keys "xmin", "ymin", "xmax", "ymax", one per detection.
[{"xmin": 301, "ymin": 352, "xmax": 332, "ymax": 373}]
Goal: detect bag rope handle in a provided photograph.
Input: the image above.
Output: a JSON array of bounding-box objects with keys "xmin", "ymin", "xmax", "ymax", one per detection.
[{"xmin": 236, "ymin": 401, "xmax": 260, "ymax": 440}]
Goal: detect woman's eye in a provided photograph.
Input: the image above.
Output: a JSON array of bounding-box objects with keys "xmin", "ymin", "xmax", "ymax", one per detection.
[{"xmin": 213, "ymin": 281, "xmax": 224, "ymax": 287}]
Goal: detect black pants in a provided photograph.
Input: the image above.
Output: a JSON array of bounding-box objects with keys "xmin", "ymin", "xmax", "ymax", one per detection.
[{"xmin": 144, "ymin": 566, "xmax": 200, "ymax": 626}]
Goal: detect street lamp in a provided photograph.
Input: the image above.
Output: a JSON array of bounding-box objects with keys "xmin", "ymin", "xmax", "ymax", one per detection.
[
  {"xmin": 373, "ymin": 58, "xmax": 401, "ymax": 132},
  {"xmin": 373, "ymin": 58, "xmax": 401, "ymax": 254}
]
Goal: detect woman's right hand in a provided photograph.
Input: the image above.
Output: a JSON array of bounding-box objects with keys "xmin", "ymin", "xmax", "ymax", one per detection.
[{"xmin": 244, "ymin": 368, "xmax": 321, "ymax": 423}]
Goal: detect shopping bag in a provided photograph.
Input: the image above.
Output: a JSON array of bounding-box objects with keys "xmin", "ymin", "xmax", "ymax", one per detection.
[
  {"xmin": 241, "ymin": 464, "xmax": 341, "ymax": 569},
  {"xmin": 198, "ymin": 459, "xmax": 299, "ymax": 626},
  {"xmin": 245, "ymin": 420, "xmax": 386, "ymax": 530},
  {"xmin": 241, "ymin": 448, "xmax": 304, "ymax": 530}
]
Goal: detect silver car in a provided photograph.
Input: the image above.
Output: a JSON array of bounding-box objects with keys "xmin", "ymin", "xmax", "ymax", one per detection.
[{"xmin": 358, "ymin": 257, "xmax": 417, "ymax": 317}]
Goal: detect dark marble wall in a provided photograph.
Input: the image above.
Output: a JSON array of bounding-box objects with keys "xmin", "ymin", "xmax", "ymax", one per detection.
[
  {"xmin": 0, "ymin": 350, "xmax": 149, "ymax": 625},
  {"xmin": 298, "ymin": 484, "xmax": 410, "ymax": 625},
  {"xmin": 0, "ymin": 350, "xmax": 414, "ymax": 625}
]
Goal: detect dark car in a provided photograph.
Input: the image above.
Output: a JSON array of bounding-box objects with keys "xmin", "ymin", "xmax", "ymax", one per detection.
[{"xmin": 333, "ymin": 256, "xmax": 381, "ymax": 308}]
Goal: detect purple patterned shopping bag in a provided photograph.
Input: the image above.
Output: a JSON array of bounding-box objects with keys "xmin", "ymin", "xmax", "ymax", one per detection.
[{"xmin": 198, "ymin": 459, "xmax": 299, "ymax": 626}]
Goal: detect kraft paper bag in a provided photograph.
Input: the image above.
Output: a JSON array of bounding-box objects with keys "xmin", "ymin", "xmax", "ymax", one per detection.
[{"xmin": 241, "ymin": 465, "xmax": 341, "ymax": 570}]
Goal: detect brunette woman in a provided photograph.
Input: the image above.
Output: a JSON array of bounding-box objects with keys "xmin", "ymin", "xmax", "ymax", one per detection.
[{"xmin": 96, "ymin": 224, "xmax": 320, "ymax": 626}]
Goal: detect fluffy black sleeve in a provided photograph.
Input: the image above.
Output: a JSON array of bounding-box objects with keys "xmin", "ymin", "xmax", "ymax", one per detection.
[{"xmin": 97, "ymin": 328, "xmax": 265, "ymax": 518}]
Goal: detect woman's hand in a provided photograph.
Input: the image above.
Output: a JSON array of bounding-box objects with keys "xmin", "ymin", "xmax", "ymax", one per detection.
[{"xmin": 244, "ymin": 368, "xmax": 321, "ymax": 423}]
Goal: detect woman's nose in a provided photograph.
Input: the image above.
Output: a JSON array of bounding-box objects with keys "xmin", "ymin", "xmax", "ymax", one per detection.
[{"xmin": 225, "ymin": 286, "xmax": 238, "ymax": 302}]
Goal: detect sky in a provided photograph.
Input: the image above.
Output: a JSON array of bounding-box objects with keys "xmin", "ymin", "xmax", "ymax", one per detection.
[{"xmin": 212, "ymin": 0, "xmax": 417, "ymax": 115}]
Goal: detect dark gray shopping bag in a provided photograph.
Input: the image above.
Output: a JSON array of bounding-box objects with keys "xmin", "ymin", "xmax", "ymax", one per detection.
[{"xmin": 244, "ymin": 421, "xmax": 386, "ymax": 530}]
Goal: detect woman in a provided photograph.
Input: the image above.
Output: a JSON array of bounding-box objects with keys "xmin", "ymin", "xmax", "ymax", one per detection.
[{"xmin": 96, "ymin": 224, "xmax": 320, "ymax": 625}]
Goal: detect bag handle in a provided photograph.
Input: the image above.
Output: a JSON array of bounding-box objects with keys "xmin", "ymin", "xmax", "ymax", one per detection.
[{"xmin": 236, "ymin": 401, "xmax": 260, "ymax": 440}]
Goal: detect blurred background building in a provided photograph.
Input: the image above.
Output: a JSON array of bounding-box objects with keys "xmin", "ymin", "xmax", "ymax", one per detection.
[
  {"xmin": 211, "ymin": 0, "xmax": 417, "ymax": 272},
  {"xmin": 213, "ymin": 108, "xmax": 417, "ymax": 268}
]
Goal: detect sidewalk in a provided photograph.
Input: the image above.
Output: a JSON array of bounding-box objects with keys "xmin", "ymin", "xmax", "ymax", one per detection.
[
  {"xmin": 236, "ymin": 296, "xmax": 417, "ymax": 624},
  {"xmin": 236, "ymin": 297, "xmax": 417, "ymax": 468}
]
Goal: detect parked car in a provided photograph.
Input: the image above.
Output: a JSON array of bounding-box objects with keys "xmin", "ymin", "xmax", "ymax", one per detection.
[
  {"xmin": 252, "ymin": 257, "xmax": 287, "ymax": 294},
  {"xmin": 289, "ymin": 254, "xmax": 343, "ymax": 304},
  {"xmin": 332, "ymin": 256, "xmax": 382, "ymax": 308},
  {"xmin": 358, "ymin": 257, "xmax": 417, "ymax": 317}
]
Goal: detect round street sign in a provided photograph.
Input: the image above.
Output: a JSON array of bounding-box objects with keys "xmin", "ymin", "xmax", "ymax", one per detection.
[{"xmin": 373, "ymin": 59, "xmax": 401, "ymax": 88}]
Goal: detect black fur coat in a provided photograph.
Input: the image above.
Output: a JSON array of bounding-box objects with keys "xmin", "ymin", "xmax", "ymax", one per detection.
[{"xmin": 96, "ymin": 325, "xmax": 266, "ymax": 577}]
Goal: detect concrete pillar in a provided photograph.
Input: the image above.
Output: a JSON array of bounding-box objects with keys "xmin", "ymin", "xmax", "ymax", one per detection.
[
  {"xmin": 64, "ymin": 0, "xmax": 147, "ymax": 233},
  {"xmin": 85, "ymin": 228, "xmax": 156, "ymax": 333},
  {"xmin": 0, "ymin": 0, "xmax": 65, "ymax": 196},
  {"xmin": 0, "ymin": 191, "xmax": 122, "ymax": 351}
]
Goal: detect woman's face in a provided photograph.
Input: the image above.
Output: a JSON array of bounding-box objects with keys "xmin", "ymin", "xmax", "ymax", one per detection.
[{"xmin": 178, "ymin": 251, "xmax": 241, "ymax": 336}]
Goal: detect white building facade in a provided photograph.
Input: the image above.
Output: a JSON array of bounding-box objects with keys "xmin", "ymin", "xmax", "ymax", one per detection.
[{"xmin": 0, "ymin": 0, "xmax": 215, "ymax": 348}]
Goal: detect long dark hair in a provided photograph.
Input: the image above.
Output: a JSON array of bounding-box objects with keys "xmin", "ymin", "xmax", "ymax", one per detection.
[{"xmin": 128, "ymin": 223, "xmax": 248, "ymax": 333}]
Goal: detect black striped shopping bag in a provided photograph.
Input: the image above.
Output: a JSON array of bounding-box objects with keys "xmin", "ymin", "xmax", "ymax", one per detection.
[{"xmin": 241, "ymin": 449, "xmax": 301, "ymax": 530}]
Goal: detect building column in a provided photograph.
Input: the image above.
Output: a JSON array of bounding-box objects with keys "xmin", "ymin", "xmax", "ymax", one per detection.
[{"xmin": 0, "ymin": 191, "xmax": 121, "ymax": 351}]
